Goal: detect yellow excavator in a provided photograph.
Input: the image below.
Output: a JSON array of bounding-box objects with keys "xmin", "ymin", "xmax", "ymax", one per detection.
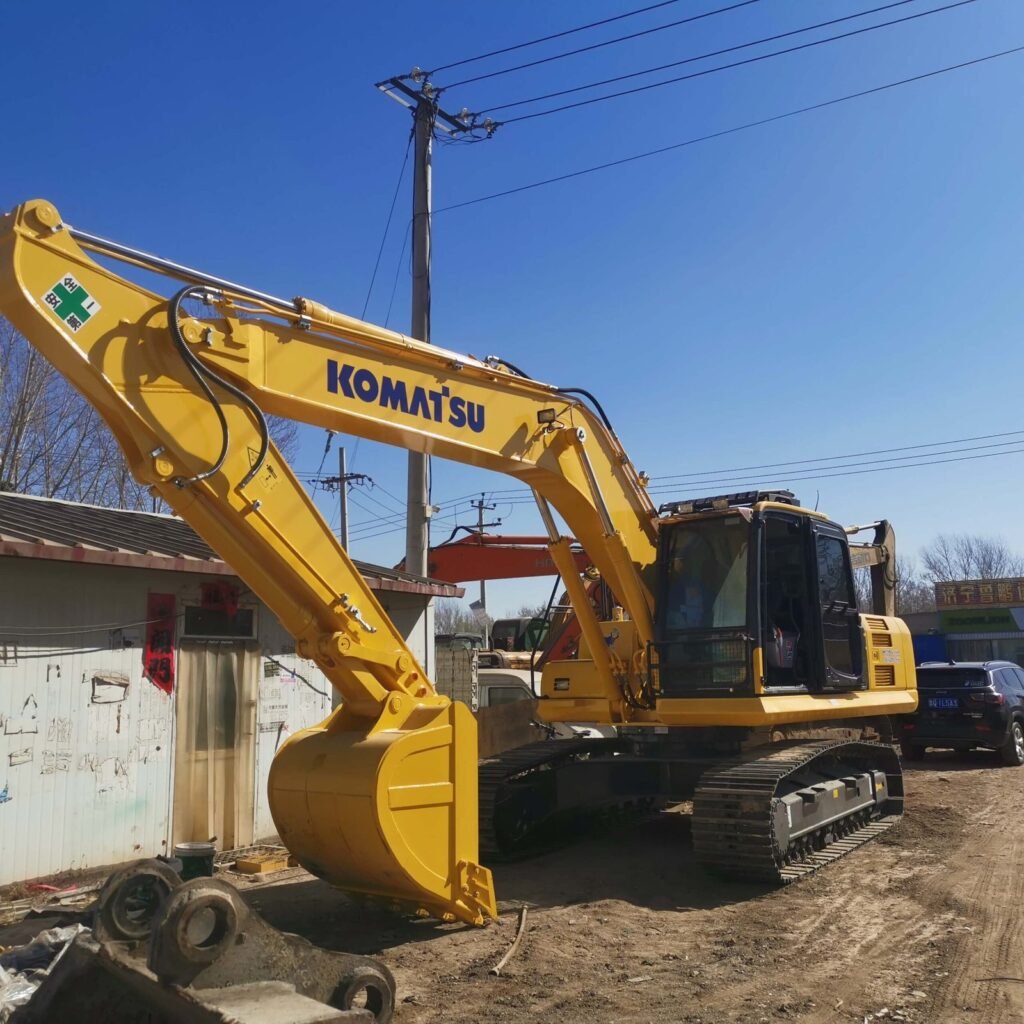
[{"xmin": 0, "ymin": 199, "xmax": 917, "ymax": 928}]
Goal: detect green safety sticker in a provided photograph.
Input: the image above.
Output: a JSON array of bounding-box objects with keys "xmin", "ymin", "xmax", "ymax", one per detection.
[{"xmin": 42, "ymin": 273, "xmax": 101, "ymax": 332}]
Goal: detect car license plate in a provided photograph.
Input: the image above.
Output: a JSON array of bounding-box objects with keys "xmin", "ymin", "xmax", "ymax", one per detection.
[{"xmin": 928, "ymin": 697, "xmax": 959, "ymax": 710}]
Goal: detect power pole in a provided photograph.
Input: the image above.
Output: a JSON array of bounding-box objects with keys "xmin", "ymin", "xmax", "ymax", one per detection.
[
  {"xmin": 338, "ymin": 446, "xmax": 349, "ymax": 549},
  {"xmin": 375, "ymin": 72, "xmax": 496, "ymax": 578},
  {"xmin": 405, "ymin": 94, "xmax": 433, "ymax": 578},
  {"xmin": 312, "ymin": 457, "xmax": 370, "ymax": 548},
  {"xmin": 472, "ymin": 494, "xmax": 499, "ymax": 645}
]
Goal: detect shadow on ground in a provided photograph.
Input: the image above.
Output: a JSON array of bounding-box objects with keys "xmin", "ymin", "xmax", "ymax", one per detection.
[
  {"xmin": 248, "ymin": 810, "xmax": 770, "ymax": 954},
  {"xmin": 902, "ymin": 749, "xmax": 1006, "ymax": 774}
]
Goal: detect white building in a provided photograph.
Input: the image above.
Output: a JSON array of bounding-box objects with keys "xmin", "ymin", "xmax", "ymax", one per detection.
[{"xmin": 0, "ymin": 492, "xmax": 459, "ymax": 886}]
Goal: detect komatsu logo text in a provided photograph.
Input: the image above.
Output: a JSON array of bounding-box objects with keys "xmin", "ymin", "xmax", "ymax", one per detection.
[{"xmin": 327, "ymin": 360, "xmax": 485, "ymax": 433}]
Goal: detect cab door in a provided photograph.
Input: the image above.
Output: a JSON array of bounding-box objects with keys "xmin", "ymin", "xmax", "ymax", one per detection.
[{"xmin": 810, "ymin": 522, "xmax": 864, "ymax": 692}]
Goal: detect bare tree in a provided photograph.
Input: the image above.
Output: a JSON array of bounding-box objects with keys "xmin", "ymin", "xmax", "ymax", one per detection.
[
  {"xmin": 434, "ymin": 599, "xmax": 488, "ymax": 636},
  {"xmin": 515, "ymin": 601, "xmax": 552, "ymax": 619},
  {"xmin": 0, "ymin": 317, "xmax": 299, "ymax": 510},
  {"xmin": 920, "ymin": 533, "xmax": 1024, "ymax": 582}
]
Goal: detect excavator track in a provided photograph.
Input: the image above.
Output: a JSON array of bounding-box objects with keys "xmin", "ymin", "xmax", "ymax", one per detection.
[
  {"xmin": 479, "ymin": 737, "xmax": 636, "ymax": 860},
  {"xmin": 691, "ymin": 740, "xmax": 904, "ymax": 884}
]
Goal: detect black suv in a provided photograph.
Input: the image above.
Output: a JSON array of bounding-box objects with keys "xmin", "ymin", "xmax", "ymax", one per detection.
[{"xmin": 900, "ymin": 661, "xmax": 1024, "ymax": 766}]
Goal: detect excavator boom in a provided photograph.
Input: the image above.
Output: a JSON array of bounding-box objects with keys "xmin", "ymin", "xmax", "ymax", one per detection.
[
  {"xmin": 0, "ymin": 199, "xmax": 659, "ymax": 923},
  {"xmin": 421, "ymin": 533, "xmax": 590, "ymax": 583}
]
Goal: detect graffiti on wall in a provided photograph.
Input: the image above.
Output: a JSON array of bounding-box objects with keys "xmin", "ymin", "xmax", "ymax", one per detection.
[{"xmin": 3, "ymin": 695, "xmax": 38, "ymax": 735}]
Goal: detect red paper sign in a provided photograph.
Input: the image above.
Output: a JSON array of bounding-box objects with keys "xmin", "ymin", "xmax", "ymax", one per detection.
[{"xmin": 143, "ymin": 592, "xmax": 177, "ymax": 694}]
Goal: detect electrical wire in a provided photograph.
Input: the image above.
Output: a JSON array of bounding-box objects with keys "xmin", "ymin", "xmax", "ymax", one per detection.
[
  {"xmin": 651, "ymin": 429, "xmax": 1024, "ymax": 482},
  {"xmin": 264, "ymin": 655, "xmax": 330, "ymax": 699},
  {"xmin": 495, "ymin": 0, "xmax": 981, "ymax": 125},
  {"xmin": 349, "ymin": 505, "xmax": 466, "ymax": 543},
  {"xmin": 428, "ymin": 0, "xmax": 686, "ymax": 75},
  {"xmin": 336, "ymin": 129, "xmax": 411, "ymax": 476},
  {"xmin": 645, "ymin": 444, "xmax": 1024, "ymax": 493},
  {"xmin": 435, "ymin": 44, "xmax": 1024, "ymax": 213},
  {"xmin": 361, "ymin": 129, "xmax": 413, "ymax": 320},
  {"xmin": 345, "ymin": 425, "xmax": 1024, "ymax": 540},
  {"xmin": 348, "ymin": 488, "xmax": 400, "ymax": 520},
  {"xmin": 480, "ymin": 0, "xmax": 922, "ymax": 113},
  {"xmin": 418, "ymin": 432, "xmax": 1024, "ymax": 512},
  {"xmin": 384, "ymin": 222, "xmax": 411, "ymax": 329},
  {"xmin": 0, "ymin": 614, "xmax": 173, "ymax": 636},
  {"xmin": 371, "ymin": 480, "xmax": 409, "ymax": 510},
  {"xmin": 442, "ymin": 0, "xmax": 762, "ymax": 89},
  {"xmin": 308, "ymin": 429, "xmax": 335, "ymax": 500},
  {"xmin": 349, "ymin": 439, "xmax": 1024, "ymax": 540}
]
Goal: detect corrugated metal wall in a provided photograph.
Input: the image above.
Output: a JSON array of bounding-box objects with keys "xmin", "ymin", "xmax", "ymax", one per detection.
[
  {"xmin": 0, "ymin": 557, "xmax": 432, "ymax": 885},
  {"xmin": 0, "ymin": 560, "xmax": 175, "ymax": 884}
]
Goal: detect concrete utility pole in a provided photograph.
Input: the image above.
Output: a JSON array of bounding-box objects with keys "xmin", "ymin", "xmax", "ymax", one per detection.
[
  {"xmin": 471, "ymin": 494, "xmax": 499, "ymax": 646},
  {"xmin": 313, "ymin": 455, "xmax": 369, "ymax": 550},
  {"xmin": 338, "ymin": 446, "xmax": 349, "ymax": 549},
  {"xmin": 375, "ymin": 72, "xmax": 496, "ymax": 579},
  {"xmin": 405, "ymin": 95, "xmax": 433, "ymax": 578},
  {"xmin": 472, "ymin": 494, "xmax": 499, "ymax": 613}
]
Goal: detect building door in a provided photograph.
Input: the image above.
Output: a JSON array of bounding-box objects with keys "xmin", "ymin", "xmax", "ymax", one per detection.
[{"xmin": 173, "ymin": 642, "xmax": 257, "ymax": 850}]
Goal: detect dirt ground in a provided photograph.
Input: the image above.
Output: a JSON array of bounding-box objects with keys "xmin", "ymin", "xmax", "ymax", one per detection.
[{"xmin": 239, "ymin": 752, "xmax": 1024, "ymax": 1024}]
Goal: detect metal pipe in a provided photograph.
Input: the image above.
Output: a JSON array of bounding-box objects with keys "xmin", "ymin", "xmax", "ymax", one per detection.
[
  {"xmin": 533, "ymin": 491, "xmax": 560, "ymax": 542},
  {"xmin": 574, "ymin": 432, "xmax": 616, "ymax": 536},
  {"xmin": 66, "ymin": 226, "xmax": 297, "ymax": 312}
]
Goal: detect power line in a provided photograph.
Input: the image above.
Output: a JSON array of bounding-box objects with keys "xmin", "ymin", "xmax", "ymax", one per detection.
[
  {"xmin": 351, "ymin": 442, "xmax": 1024, "ymax": 539},
  {"xmin": 349, "ymin": 506, "xmax": 467, "ymax": 544},
  {"xmin": 495, "ymin": 0, "xmax": 980, "ymax": 125},
  {"xmin": 384, "ymin": 222, "xmax": 411, "ymax": 329},
  {"xmin": 651, "ymin": 428, "xmax": 1024, "ymax": 482},
  {"xmin": 442, "ymin": 0, "xmax": 762, "ymax": 90},
  {"xmin": 648, "ymin": 439, "xmax": 1024, "ymax": 491},
  {"xmin": 308, "ymin": 429, "xmax": 334, "ymax": 500},
  {"xmin": 435, "ymin": 44, "xmax": 1024, "ymax": 213},
  {"xmin": 371, "ymin": 480, "xmax": 410, "ymax": 510},
  {"xmin": 645, "ymin": 444, "xmax": 1024, "ymax": 493},
  {"xmin": 428, "ymin": 0, "xmax": 686, "ymax": 76},
  {"xmin": 361, "ymin": 130, "xmax": 413, "ymax": 320},
  {"xmin": 398, "ymin": 429, "xmax": 1024, "ymax": 514},
  {"xmin": 480, "ymin": 0, "xmax": 922, "ymax": 114}
]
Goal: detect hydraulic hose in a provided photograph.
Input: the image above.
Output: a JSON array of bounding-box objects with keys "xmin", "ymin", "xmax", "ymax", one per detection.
[{"xmin": 167, "ymin": 286, "xmax": 269, "ymax": 488}]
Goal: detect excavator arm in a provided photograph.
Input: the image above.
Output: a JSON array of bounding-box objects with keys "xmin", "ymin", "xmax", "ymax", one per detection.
[
  {"xmin": 419, "ymin": 533, "xmax": 591, "ymax": 584},
  {"xmin": 847, "ymin": 519, "xmax": 897, "ymax": 617},
  {"xmin": 0, "ymin": 199, "xmax": 659, "ymax": 924}
]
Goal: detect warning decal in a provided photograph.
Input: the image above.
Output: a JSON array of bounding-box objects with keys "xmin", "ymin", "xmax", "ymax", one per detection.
[{"xmin": 42, "ymin": 273, "xmax": 101, "ymax": 332}]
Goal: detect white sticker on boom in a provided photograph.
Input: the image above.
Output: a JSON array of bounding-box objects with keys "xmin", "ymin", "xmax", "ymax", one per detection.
[{"xmin": 42, "ymin": 273, "xmax": 101, "ymax": 332}]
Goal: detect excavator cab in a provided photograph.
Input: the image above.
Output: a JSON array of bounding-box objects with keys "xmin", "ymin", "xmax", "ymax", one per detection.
[{"xmin": 653, "ymin": 491, "xmax": 864, "ymax": 698}]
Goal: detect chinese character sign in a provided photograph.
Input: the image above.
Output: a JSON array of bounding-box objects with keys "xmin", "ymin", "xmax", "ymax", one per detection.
[
  {"xmin": 934, "ymin": 578, "xmax": 1024, "ymax": 608},
  {"xmin": 144, "ymin": 592, "xmax": 177, "ymax": 694}
]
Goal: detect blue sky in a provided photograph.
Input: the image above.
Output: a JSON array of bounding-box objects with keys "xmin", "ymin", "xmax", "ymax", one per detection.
[{"xmin": 4, "ymin": 0, "xmax": 1023, "ymax": 614}]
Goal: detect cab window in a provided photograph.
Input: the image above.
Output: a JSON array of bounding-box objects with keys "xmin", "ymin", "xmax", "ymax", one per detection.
[{"xmin": 661, "ymin": 517, "xmax": 748, "ymax": 633}]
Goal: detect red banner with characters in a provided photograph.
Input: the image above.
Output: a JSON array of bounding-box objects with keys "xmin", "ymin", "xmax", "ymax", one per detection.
[{"xmin": 144, "ymin": 593, "xmax": 177, "ymax": 694}]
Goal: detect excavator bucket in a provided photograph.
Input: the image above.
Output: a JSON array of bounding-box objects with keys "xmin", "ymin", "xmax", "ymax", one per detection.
[{"xmin": 268, "ymin": 698, "xmax": 496, "ymax": 926}]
